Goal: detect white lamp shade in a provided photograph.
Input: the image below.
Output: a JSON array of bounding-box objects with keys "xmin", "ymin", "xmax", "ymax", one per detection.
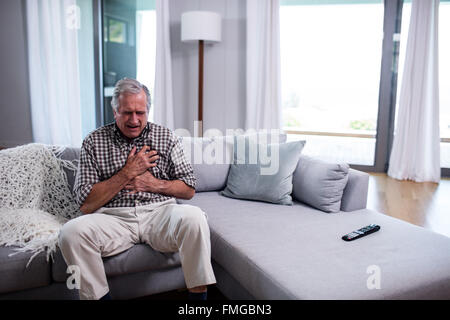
[{"xmin": 181, "ymin": 11, "xmax": 222, "ymax": 42}]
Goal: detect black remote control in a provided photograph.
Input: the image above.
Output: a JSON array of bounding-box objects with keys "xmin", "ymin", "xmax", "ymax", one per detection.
[{"xmin": 342, "ymin": 224, "xmax": 380, "ymax": 241}]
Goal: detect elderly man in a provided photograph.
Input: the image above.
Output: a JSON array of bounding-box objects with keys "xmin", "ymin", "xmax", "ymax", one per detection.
[{"xmin": 59, "ymin": 78, "xmax": 216, "ymax": 300}]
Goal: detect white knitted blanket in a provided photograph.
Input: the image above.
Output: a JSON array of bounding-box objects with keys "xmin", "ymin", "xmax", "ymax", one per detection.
[{"xmin": 0, "ymin": 143, "xmax": 81, "ymax": 266}]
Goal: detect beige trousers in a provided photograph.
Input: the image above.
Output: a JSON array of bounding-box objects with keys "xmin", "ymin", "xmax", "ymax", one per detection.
[{"xmin": 58, "ymin": 199, "xmax": 216, "ymax": 300}]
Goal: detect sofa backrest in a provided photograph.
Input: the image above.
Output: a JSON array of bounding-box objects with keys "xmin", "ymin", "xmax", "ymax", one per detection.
[
  {"xmin": 340, "ymin": 168, "xmax": 369, "ymax": 212},
  {"xmin": 56, "ymin": 132, "xmax": 287, "ymax": 193},
  {"xmin": 190, "ymin": 139, "xmax": 369, "ymax": 212},
  {"xmin": 57, "ymin": 147, "xmax": 81, "ymax": 192},
  {"xmin": 59, "ymin": 133, "xmax": 368, "ymax": 212}
]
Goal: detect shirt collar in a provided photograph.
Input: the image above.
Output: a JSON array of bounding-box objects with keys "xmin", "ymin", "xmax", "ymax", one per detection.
[{"xmin": 113, "ymin": 122, "xmax": 150, "ymax": 144}]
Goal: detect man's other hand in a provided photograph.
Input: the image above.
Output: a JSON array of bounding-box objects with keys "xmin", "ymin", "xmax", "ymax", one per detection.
[{"xmin": 124, "ymin": 171, "xmax": 159, "ymax": 194}]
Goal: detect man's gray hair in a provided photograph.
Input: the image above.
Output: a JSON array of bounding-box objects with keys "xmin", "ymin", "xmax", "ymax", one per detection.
[{"xmin": 111, "ymin": 78, "xmax": 151, "ymax": 112}]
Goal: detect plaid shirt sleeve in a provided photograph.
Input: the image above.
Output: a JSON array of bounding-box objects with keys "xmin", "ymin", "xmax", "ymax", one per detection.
[
  {"xmin": 167, "ymin": 135, "xmax": 196, "ymax": 190},
  {"xmin": 73, "ymin": 136, "xmax": 101, "ymax": 207}
]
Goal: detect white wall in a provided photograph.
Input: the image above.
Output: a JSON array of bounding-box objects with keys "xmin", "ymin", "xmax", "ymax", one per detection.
[
  {"xmin": 0, "ymin": 0, "xmax": 33, "ymax": 148},
  {"xmin": 169, "ymin": 0, "xmax": 246, "ymax": 135}
]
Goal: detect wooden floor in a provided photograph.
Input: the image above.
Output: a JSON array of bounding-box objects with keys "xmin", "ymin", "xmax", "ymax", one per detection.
[{"xmin": 367, "ymin": 173, "xmax": 450, "ymax": 238}]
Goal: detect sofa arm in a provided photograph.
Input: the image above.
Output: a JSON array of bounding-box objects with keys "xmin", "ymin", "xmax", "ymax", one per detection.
[{"xmin": 340, "ymin": 168, "xmax": 369, "ymax": 212}]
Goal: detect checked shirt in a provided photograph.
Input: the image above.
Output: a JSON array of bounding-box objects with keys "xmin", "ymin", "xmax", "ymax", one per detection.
[{"xmin": 73, "ymin": 122, "xmax": 196, "ymax": 208}]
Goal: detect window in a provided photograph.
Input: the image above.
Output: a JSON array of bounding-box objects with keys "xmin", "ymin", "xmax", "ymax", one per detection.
[{"xmin": 280, "ymin": 0, "xmax": 384, "ymax": 166}]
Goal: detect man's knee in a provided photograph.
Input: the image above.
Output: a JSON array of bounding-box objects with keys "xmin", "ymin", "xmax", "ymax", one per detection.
[
  {"xmin": 178, "ymin": 206, "xmax": 208, "ymax": 231},
  {"xmin": 59, "ymin": 216, "xmax": 91, "ymax": 248}
]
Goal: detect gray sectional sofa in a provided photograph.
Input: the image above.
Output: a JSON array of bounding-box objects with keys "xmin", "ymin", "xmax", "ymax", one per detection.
[{"xmin": 1, "ymin": 139, "xmax": 450, "ymax": 300}]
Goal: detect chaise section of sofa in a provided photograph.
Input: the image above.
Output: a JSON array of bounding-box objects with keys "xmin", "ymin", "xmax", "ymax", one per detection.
[
  {"xmin": 179, "ymin": 192, "xmax": 450, "ymax": 299},
  {"xmin": 178, "ymin": 137, "xmax": 450, "ymax": 300}
]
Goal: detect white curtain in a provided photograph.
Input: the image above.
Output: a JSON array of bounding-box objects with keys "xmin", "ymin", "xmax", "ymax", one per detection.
[
  {"xmin": 154, "ymin": 0, "xmax": 175, "ymax": 130},
  {"xmin": 26, "ymin": 0, "xmax": 83, "ymax": 147},
  {"xmin": 136, "ymin": 10, "xmax": 156, "ymax": 120},
  {"xmin": 246, "ymin": 0, "xmax": 282, "ymax": 131},
  {"xmin": 388, "ymin": 0, "xmax": 441, "ymax": 183}
]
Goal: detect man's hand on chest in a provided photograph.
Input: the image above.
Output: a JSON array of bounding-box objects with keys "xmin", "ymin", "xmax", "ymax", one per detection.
[{"xmin": 121, "ymin": 145, "xmax": 159, "ymax": 180}]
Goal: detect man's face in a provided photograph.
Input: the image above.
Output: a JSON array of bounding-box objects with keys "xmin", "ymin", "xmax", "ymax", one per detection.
[{"xmin": 114, "ymin": 89, "xmax": 149, "ymax": 139}]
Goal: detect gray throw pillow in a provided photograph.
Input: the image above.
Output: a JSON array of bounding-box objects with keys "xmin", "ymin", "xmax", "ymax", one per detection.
[
  {"xmin": 292, "ymin": 155, "xmax": 349, "ymax": 213},
  {"xmin": 221, "ymin": 136, "xmax": 305, "ymax": 205},
  {"xmin": 181, "ymin": 133, "xmax": 288, "ymax": 192}
]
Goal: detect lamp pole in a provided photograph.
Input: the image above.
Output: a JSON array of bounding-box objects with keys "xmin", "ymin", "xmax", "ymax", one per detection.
[
  {"xmin": 181, "ymin": 11, "xmax": 221, "ymax": 137},
  {"xmin": 198, "ymin": 39, "xmax": 204, "ymax": 137}
]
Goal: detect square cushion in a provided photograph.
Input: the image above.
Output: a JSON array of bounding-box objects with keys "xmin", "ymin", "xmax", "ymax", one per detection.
[
  {"xmin": 221, "ymin": 136, "xmax": 305, "ymax": 205},
  {"xmin": 180, "ymin": 136, "xmax": 233, "ymax": 192},
  {"xmin": 292, "ymin": 155, "xmax": 349, "ymax": 213},
  {"xmin": 0, "ymin": 246, "xmax": 51, "ymax": 294},
  {"xmin": 52, "ymin": 244, "xmax": 181, "ymax": 282},
  {"xmin": 180, "ymin": 132, "xmax": 287, "ymax": 192}
]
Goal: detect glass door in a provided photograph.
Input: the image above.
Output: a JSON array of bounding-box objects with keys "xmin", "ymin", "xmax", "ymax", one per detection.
[{"xmin": 101, "ymin": 0, "xmax": 156, "ymax": 125}]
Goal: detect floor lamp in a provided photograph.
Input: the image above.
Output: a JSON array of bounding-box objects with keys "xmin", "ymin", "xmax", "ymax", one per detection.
[{"xmin": 181, "ymin": 11, "xmax": 222, "ymax": 137}]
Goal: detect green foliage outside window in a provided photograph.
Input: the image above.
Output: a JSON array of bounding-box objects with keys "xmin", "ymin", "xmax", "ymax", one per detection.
[{"xmin": 349, "ymin": 119, "xmax": 376, "ymax": 131}]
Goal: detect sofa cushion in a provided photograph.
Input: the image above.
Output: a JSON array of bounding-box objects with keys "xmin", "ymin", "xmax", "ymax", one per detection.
[
  {"xmin": 0, "ymin": 246, "xmax": 51, "ymax": 294},
  {"xmin": 180, "ymin": 136, "xmax": 232, "ymax": 192},
  {"xmin": 292, "ymin": 155, "xmax": 349, "ymax": 213},
  {"xmin": 179, "ymin": 192, "xmax": 450, "ymax": 299},
  {"xmin": 57, "ymin": 147, "xmax": 81, "ymax": 192},
  {"xmin": 52, "ymin": 244, "xmax": 181, "ymax": 282},
  {"xmin": 192, "ymin": 163, "xmax": 231, "ymax": 192},
  {"xmin": 340, "ymin": 168, "xmax": 369, "ymax": 212},
  {"xmin": 181, "ymin": 133, "xmax": 287, "ymax": 192},
  {"xmin": 221, "ymin": 137, "xmax": 305, "ymax": 205}
]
